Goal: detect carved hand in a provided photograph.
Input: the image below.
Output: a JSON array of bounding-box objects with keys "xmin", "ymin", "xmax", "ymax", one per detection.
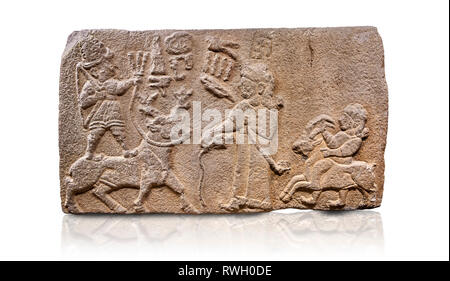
[
  {"xmin": 200, "ymin": 74, "xmax": 234, "ymax": 102},
  {"xmin": 131, "ymin": 76, "xmax": 142, "ymax": 85},
  {"xmin": 273, "ymin": 160, "xmax": 291, "ymax": 175},
  {"xmin": 320, "ymin": 147, "xmax": 333, "ymax": 157},
  {"xmin": 95, "ymin": 89, "xmax": 106, "ymax": 100}
]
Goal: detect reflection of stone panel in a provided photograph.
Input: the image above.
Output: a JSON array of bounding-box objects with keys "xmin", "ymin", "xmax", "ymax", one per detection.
[{"xmin": 61, "ymin": 211, "xmax": 384, "ymax": 257}]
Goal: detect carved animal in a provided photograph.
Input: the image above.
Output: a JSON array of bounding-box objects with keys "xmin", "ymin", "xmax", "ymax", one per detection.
[
  {"xmin": 279, "ymin": 116, "xmax": 377, "ymax": 207},
  {"xmin": 64, "ymin": 140, "xmax": 198, "ymax": 214}
]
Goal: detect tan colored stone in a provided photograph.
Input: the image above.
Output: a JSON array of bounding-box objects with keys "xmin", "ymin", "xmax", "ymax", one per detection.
[{"xmin": 59, "ymin": 27, "xmax": 388, "ymax": 214}]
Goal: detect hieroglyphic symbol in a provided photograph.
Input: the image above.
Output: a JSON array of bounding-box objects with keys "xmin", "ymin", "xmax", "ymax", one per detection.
[
  {"xmin": 250, "ymin": 32, "xmax": 273, "ymax": 59},
  {"xmin": 279, "ymin": 104, "xmax": 377, "ymax": 208},
  {"xmin": 200, "ymin": 37, "xmax": 240, "ymax": 102},
  {"xmin": 164, "ymin": 32, "xmax": 194, "ymax": 82},
  {"xmin": 149, "ymin": 36, "xmax": 166, "ymax": 75},
  {"xmin": 147, "ymin": 35, "xmax": 172, "ymax": 91},
  {"xmin": 169, "ymin": 54, "xmax": 193, "ymax": 81},
  {"xmin": 202, "ymin": 50, "xmax": 235, "ymax": 81},
  {"xmin": 165, "ymin": 32, "xmax": 193, "ymax": 55},
  {"xmin": 128, "ymin": 51, "xmax": 149, "ymax": 76}
]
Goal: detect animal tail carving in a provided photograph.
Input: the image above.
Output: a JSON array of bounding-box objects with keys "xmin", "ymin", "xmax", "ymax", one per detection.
[{"xmin": 197, "ymin": 148, "xmax": 208, "ymax": 207}]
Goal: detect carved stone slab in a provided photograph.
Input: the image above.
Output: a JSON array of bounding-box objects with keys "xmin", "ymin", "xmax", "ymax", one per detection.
[{"xmin": 59, "ymin": 27, "xmax": 388, "ymax": 214}]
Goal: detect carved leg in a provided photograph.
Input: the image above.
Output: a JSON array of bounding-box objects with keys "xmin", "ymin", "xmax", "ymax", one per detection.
[
  {"xmin": 133, "ymin": 183, "xmax": 152, "ymax": 213},
  {"xmin": 357, "ymin": 188, "xmax": 370, "ymax": 207},
  {"xmin": 300, "ymin": 191, "xmax": 321, "ymax": 205},
  {"xmin": 110, "ymin": 125, "xmax": 137, "ymax": 158},
  {"xmin": 64, "ymin": 178, "xmax": 78, "ymax": 213},
  {"xmin": 282, "ymin": 180, "xmax": 312, "ymax": 203},
  {"xmin": 221, "ymin": 144, "xmax": 249, "ymax": 211},
  {"xmin": 279, "ymin": 174, "xmax": 306, "ymax": 201},
  {"xmin": 327, "ymin": 189, "xmax": 350, "ymax": 207},
  {"xmin": 85, "ymin": 128, "xmax": 105, "ymax": 160},
  {"xmin": 165, "ymin": 171, "xmax": 199, "ymax": 214},
  {"xmin": 357, "ymin": 188, "xmax": 377, "ymax": 207},
  {"xmin": 64, "ymin": 176, "xmax": 93, "ymax": 213},
  {"xmin": 92, "ymin": 181, "xmax": 127, "ymax": 213}
]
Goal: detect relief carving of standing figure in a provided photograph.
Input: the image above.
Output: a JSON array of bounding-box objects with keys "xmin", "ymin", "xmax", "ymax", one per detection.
[
  {"xmin": 76, "ymin": 36, "xmax": 141, "ymax": 160},
  {"xmin": 64, "ymin": 36, "xmax": 198, "ymax": 214},
  {"xmin": 200, "ymin": 62, "xmax": 290, "ymax": 211},
  {"xmin": 279, "ymin": 103, "xmax": 377, "ymax": 208}
]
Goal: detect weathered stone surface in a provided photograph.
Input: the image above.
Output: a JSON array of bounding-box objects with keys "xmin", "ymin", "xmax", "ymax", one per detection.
[{"xmin": 59, "ymin": 27, "xmax": 388, "ymax": 214}]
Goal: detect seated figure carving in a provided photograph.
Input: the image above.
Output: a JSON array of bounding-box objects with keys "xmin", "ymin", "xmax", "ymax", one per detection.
[{"xmin": 279, "ymin": 103, "xmax": 377, "ymax": 208}]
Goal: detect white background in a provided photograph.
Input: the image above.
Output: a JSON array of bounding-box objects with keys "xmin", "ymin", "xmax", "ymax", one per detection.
[{"xmin": 0, "ymin": 0, "xmax": 448, "ymax": 261}]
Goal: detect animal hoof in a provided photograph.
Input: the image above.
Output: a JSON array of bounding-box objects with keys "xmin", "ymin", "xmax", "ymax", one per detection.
[
  {"xmin": 114, "ymin": 205, "xmax": 128, "ymax": 213},
  {"xmin": 183, "ymin": 204, "xmax": 199, "ymax": 214},
  {"xmin": 124, "ymin": 149, "xmax": 138, "ymax": 158},
  {"xmin": 326, "ymin": 199, "xmax": 344, "ymax": 207},
  {"xmin": 134, "ymin": 205, "xmax": 145, "ymax": 213},
  {"xmin": 281, "ymin": 194, "xmax": 292, "ymax": 203},
  {"xmin": 66, "ymin": 203, "xmax": 79, "ymax": 213},
  {"xmin": 300, "ymin": 196, "xmax": 316, "ymax": 205}
]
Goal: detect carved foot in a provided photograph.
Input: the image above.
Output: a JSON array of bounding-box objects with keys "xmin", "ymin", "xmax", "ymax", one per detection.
[
  {"xmin": 273, "ymin": 160, "xmax": 291, "ymax": 175},
  {"xmin": 133, "ymin": 204, "xmax": 145, "ymax": 213},
  {"xmin": 367, "ymin": 193, "xmax": 377, "ymax": 205},
  {"xmin": 326, "ymin": 199, "xmax": 345, "ymax": 208},
  {"xmin": 257, "ymin": 198, "xmax": 272, "ymax": 210},
  {"xmin": 124, "ymin": 149, "xmax": 138, "ymax": 158},
  {"xmin": 220, "ymin": 197, "xmax": 245, "ymax": 212},
  {"xmin": 182, "ymin": 203, "xmax": 200, "ymax": 214},
  {"xmin": 85, "ymin": 153, "xmax": 104, "ymax": 161},
  {"xmin": 300, "ymin": 195, "xmax": 317, "ymax": 205},
  {"xmin": 279, "ymin": 190, "xmax": 288, "ymax": 201},
  {"xmin": 114, "ymin": 204, "xmax": 128, "ymax": 213},
  {"xmin": 66, "ymin": 202, "xmax": 79, "ymax": 213},
  {"xmin": 281, "ymin": 193, "xmax": 292, "ymax": 203}
]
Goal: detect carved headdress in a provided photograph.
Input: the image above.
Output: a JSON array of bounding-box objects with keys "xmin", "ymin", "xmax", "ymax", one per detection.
[
  {"xmin": 343, "ymin": 103, "xmax": 369, "ymax": 138},
  {"xmin": 241, "ymin": 62, "xmax": 283, "ymax": 109},
  {"xmin": 79, "ymin": 36, "xmax": 114, "ymax": 69}
]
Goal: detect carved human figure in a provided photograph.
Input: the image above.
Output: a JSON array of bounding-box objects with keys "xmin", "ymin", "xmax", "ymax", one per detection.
[
  {"xmin": 279, "ymin": 103, "xmax": 377, "ymax": 207},
  {"xmin": 201, "ymin": 62, "xmax": 290, "ymax": 211},
  {"xmin": 65, "ymin": 37, "xmax": 199, "ymax": 214},
  {"xmin": 77, "ymin": 36, "xmax": 141, "ymax": 160},
  {"xmin": 65, "ymin": 86, "xmax": 198, "ymax": 214}
]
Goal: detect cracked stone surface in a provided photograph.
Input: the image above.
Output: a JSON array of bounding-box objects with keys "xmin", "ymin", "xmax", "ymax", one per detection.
[{"xmin": 59, "ymin": 27, "xmax": 388, "ymax": 214}]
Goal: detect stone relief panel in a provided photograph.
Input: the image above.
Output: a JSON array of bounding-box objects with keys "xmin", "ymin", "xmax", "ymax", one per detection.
[{"xmin": 59, "ymin": 27, "xmax": 388, "ymax": 213}]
